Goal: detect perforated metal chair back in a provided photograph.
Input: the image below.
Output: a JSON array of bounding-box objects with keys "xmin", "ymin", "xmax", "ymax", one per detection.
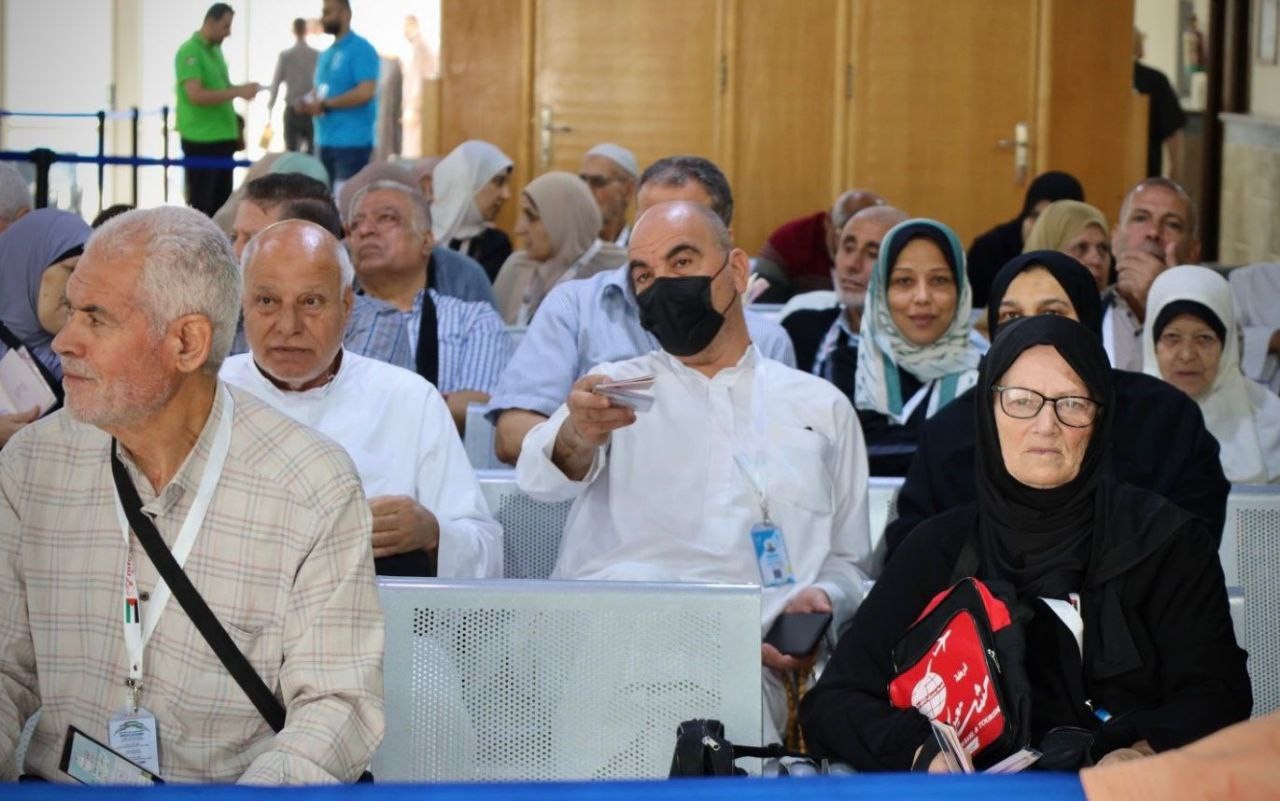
[
  {"xmin": 464, "ymin": 404, "xmax": 503, "ymax": 470},
  {"xmin": 1220, "ymin": 484, "xmax": 1280, "ymax": 716},
  {"xmin": 868, "ymin": 476, "xmax": 903, "ymax": 573},
  {"xmin": 477, "ymin": 470, "xmax": 572, "ymax": 579},
  {"xmin": 372, "ymin": 578, "xmax": 762, "ymax": 782}
]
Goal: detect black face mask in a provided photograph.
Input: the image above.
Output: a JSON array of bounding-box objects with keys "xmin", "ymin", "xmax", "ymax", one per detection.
[{"xmin": 636, "ymin": 253, "xmax": 735, "ymax": 357}]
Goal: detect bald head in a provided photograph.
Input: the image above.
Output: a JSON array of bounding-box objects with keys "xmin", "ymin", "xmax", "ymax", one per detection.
[
  {"xmin": 834, "ymin": 205, "xmax": 909, "ymax": 310},
  {"xmin": 628, "ymin": 200, "xmax": 751, "ymax": 361},
  {"xmin": 832, "ymin": 189, "xmax": 887, "ymax": 231},
  {"xmin": 629, "ymin": 200, "xmax": 741, "ymax": 293},
  {"xmin": 240, "ymin": 220, "xmax": 355, "ymax": 391},
  {"xmin": 632, "ymin": 200, "xmax": 732, "ymax": 254}
]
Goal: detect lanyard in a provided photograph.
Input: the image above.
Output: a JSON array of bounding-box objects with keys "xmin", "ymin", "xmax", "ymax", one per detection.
[
  {"xmin": 114, "ymin": 387, "xmax": 234, "ymax": 709},
  {"xmin": 732, "ymin": 348, "xmax": 772, "ymax": 522}
]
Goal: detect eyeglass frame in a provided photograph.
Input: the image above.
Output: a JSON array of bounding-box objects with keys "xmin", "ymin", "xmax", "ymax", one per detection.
[{"xmin": 991, "ymin": 384, "xmax": 1101, "ymax": 428}]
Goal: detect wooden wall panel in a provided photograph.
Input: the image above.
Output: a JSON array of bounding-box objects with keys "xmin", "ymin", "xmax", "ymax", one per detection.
[
  {"xmin": 729, "ymin": 0, "xmax": 843, "ymax": 255},
  {"xmin": 533, "ymin": 0, "xmax": 721, "ymax": 178},
  {"xmin": 438, "ymin": 0, "xmax": 532, "ymax": 234},
  {"xmin": 1036, "ymin": 0, "xmax": 1140, "ymax": 226},
  {"xmin": 848, "ymin": 0, "xmax": 1039, "ymax": 246}
]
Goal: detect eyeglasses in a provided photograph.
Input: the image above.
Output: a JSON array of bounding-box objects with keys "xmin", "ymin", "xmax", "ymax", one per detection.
[
  {"xmin": 579, "ymin": 173, "xmax": 625, "ymax": 190},
  {"xmin": 992, "ymin": 385, "xmax": 1100, "ymax": 428}
]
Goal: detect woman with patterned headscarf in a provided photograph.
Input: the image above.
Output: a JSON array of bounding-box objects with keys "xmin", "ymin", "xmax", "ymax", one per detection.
[{"xmin": 853, "ymin": 218, "xmax": 981, "ymax": 474}]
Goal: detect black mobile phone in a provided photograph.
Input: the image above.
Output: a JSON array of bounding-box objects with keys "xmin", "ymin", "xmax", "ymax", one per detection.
[
  {"xmin": 764, "ymin": 611, "xmax": 833, "ymax": 657},
  {"xmin": 58, "ymin": 725, "xmax": 163, "ymax": 786}
]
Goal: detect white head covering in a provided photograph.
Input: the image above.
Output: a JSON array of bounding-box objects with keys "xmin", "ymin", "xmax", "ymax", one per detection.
[
  {"xmin": 854, "ymin": 218, "xmax": 980, "ymax": 423},
  {"xmin": 585, "ymin": 143, "xmax": 638, "ymax": 178},
  {"xmin": 1142, "ymin": 265, "xmax": 1280, "ymax": 484},
  {"xmin": 431, "ymin": 140, "xmax": 514, "ymax": 244}
]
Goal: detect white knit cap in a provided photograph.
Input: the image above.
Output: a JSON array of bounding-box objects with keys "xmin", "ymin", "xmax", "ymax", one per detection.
[{"xmin": 585, "ymin": 143, "xmax": 638, "ymax": 178}]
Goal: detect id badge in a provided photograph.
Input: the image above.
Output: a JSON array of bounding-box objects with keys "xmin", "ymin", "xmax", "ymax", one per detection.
[
  {"xmin": 750, "ymin": 522, "xmax": 796, "ymax": 588},
  {"xmin": 108, "ymin": 707, "xmax": 160, "ymax": 774}
]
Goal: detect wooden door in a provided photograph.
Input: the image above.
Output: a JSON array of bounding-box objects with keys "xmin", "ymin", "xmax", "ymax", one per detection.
[
  {"xmin": 531, "ymin": 0, "xmax": 723, "ymax": 182},
  {"xmin": 727, "ymin": 0, "xmax": 846, "ymax": 254},
  {"xmin": 847, "ymin": 0, "xmax": 1040, "ymax": 245}
]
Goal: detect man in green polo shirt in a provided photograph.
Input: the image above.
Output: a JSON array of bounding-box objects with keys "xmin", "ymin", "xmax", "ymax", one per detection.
[{"xmin": 175, "ymin": 3, "xmax": 261, "ymax": 217}]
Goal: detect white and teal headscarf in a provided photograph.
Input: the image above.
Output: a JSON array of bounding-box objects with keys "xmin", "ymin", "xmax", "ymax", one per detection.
[{"xmin": 853, "ymin": 218, "xmax": 980, "ymax": 423}]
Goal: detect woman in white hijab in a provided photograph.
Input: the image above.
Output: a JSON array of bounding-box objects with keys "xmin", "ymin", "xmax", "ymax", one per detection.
[
  {"xmin": 491, "ymin": 171, "xmax": 625, "ymax": 325},
  {"xmin": 431, "ymin": 140, "xmax": 515, "ymax": 281},
  {"xmin": 1143, "ymin": 265, "xmax": 1280, "ymax": 484}
]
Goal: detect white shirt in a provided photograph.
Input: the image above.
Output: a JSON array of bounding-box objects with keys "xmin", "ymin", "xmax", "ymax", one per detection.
[
  {"xmin": 1229, "ymin": 262, "xmax": 1280, "ymax": 394},
  {"xmin": 516, "ymin": 346, "xmax": 874, "ymax": 631},
  {"xmin": 221, "ymin": 350, "xmax": 503, "ymax": 577},
  {"xmin": 1103, "ymin": 291, "xmax": 1145, "ymax": 371}
]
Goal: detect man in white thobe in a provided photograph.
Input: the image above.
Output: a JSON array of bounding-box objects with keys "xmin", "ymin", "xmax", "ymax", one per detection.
[
  {"xmin": 516, "ymin": 201, "xmax": 873, "ymax": 741},
  {"xmin": 221, "ymin": 219, "xmax": 501, "ymax": 577}
]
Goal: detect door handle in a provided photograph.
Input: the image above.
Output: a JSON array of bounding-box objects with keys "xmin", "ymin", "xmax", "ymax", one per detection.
[
  {"xmin": 538, "ymin": 105, "xmax": 574, "ymax": 169},
  {"xmin": 996, "ymin": 122, "xmax": 1030, "ymax": 185}
]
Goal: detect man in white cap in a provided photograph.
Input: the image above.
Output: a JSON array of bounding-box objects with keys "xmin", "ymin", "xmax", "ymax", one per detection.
[{"xmin": 579, "ymin": 143, "xmax": 638, "ymax": 246}]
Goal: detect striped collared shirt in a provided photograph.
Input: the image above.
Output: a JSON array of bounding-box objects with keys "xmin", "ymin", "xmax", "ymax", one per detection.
[{"xmin": 406, "ymin": 288, "xmax": 511, "ymax": 394}]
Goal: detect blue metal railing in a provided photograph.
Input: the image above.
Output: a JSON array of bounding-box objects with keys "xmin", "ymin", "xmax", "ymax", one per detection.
[{"xmin": 0, "ymin": 106, "xmax": 249, "ymax": 211}]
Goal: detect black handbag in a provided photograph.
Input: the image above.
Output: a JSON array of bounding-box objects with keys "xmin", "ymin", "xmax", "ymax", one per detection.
[
  {"xmin": 669, "ymin": 719, "xmax": 808, "ymax": 778},
  {"xmin": 111, "ymin": 442, "xmax": 374, "ymax": 783}
]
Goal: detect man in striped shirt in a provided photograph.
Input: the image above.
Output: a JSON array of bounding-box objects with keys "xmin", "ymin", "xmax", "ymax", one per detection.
[{"xmin": 349, "ymin": 180, "xmax": 510, "ymax": 433}]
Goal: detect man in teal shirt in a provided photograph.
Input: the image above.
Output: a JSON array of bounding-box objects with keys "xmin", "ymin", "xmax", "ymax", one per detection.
[
  {"xmin": 174, "ymin": 3, "xmax": 261, "ymax": 216},
  {"xmin": 299, "ymin": 0, "xmax": 379, "ymax": 191}
]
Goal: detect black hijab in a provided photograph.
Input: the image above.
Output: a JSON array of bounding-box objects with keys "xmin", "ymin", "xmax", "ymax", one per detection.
[
  {"xmin": 1020, "ymin": 172, "xmax": 1085, "ymax": 218},
  {"xmin": 967, "ymin": 172, "xmax": 1084, "ymax": 309},
  {"xmin": 974, "ymin": 315, "xmax": 1114, "ymax": 598},
  {"xmin": 986, "ymin": 251, "xmax": 1102, "ymax": 339}
]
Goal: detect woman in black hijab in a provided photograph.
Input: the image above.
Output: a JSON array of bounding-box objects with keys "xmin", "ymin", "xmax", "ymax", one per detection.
[
  {"xmin": 884, "ymin": 251, "xmax": 1228, "ymax": 560},
  {"xmin": 967, "ymin": 171, "xmax": 1084, "ymax": 308},
  {"xmin": 800, "ymin": 315, "xmax": 1250, "ymax": 772}
]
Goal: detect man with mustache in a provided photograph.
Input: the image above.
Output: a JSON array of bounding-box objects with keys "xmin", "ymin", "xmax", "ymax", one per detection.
[
  {"xmin": 516, "ymin": 200, "xmax": 872, "ymax": 744},
  {"xmin": 781, "ymin": 205, "xmax": 909, "ymax": 398},
  {"xmin": 347, "ymin": 180, "xmax": 510, "ymax": 432},
  {"xmin": 1106, "ymin": 177, "xmax": 1201, "ymax": 372},
  {"xmin": 0, "ymin": 207, "xmax": 383, "ymax": 782},
  {"xmin": 222, "ymin": 220, "xmax": 501, "ymax": 577}
]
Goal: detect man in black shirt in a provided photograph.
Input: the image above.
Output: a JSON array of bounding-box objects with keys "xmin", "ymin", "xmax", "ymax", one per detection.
[
  {"xmin": 1133, "ymin": 28, "xmax": 1187, "ymax": 179},
  {"xmin": 781, "ymin": 205, "xmax": 908, "ymax": 398}
]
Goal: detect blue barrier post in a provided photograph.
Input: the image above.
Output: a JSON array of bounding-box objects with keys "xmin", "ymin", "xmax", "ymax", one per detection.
[
  {"xmin": 96, "ymin": 111, "xmax": 106, "ymax": 215},
  {"xmin": 31, "ymin": 148, "xmax": 53, "ymax": 208},
  {"xmin": 131, "ymin": 106, "xmax": 140, "ymax": 205},
  {"xmin": 162, "ymin": 105, "xmax": 171, "ymax": 203}
]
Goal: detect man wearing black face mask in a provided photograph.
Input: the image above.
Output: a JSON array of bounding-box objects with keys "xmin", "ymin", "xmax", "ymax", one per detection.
[{"xmin": 516, "ymin": 201, "xmax": 874, "ymax": 744}]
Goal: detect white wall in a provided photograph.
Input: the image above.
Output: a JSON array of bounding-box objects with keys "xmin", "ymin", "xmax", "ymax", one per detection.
[
  {"xmin": 1, "ymin": 0, "xmax": 113, "ymax": 215},
  {"xmin": 1252, "ymin": 0, "xmax": 1280, "ymax": 117},
  {"xmin": 2, "ymin": 0, "xmax": 440, "ymax": 214},
  {"xmin": 1135, "ymin": 0, "xmax": 1182, "ymax": 79}
]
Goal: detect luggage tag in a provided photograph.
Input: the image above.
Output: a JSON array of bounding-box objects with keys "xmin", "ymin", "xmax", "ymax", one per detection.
[
  {"xmin": 108, "ymin": 706, "xmax": 160, "ymax": 774},
  {"xmin": 751, "ymin": 522, "xmax": 796, "ymax": 588}
]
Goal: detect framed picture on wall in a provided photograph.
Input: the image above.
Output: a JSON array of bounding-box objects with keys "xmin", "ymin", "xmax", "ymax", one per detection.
[{"xmin": 1261, "ymin": 0, "xmax": 1279, "ymax": 65}]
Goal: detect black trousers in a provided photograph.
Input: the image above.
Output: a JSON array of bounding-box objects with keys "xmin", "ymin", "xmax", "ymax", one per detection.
[
  {"xmin": 283, "ymin": 107, "xmax": 314, "ymax": 153},
  {"xmin": 181, "ymin": 138, "xmax": 237, "ymax": 218}
]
